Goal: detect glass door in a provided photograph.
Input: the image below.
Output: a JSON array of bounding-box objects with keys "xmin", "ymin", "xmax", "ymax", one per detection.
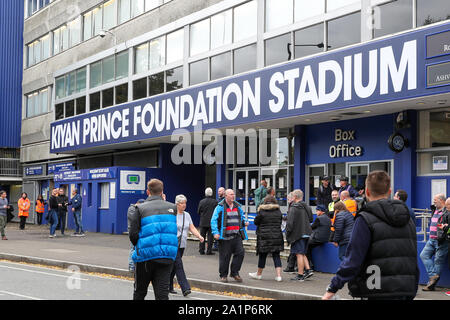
[
  {"xmin": 308, "ymin": 165, "xmax": 326, "ymax": 206},
  {"xmin": 348, "ymin": 163, "xmax": 369, "ymax": 191}
]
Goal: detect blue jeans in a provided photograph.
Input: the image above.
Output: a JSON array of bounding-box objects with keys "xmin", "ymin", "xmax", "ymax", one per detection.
[
  {"xmin": 420, "ymin": 238, "xmax": 448, "ymax": 278},
  {"xmin": 169, "ymin": 248, "xmax": 190, "ymax": 293},
  {"xmin": 49, "ymin": 210, "xmax": 58, "ymax": 235},
  {"xmin": 338, "ymin": 244, "xmax": 348, "ymax": 261},
  {"xmin": 73, "ymin": 211, "xmax": 83, "ymax": 233},
  {"xmin": 128, "ymin": 244, "xmax": 135, "ymax": 271}
]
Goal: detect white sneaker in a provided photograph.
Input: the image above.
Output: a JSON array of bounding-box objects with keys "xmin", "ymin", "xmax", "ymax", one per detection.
[
  {"xmin": 248, "ymin": 272, "xmax": 262, "ymax": 280},
  {"xmin": 275, "ymin": 276, "xmax": 282, "ymax": 282}
]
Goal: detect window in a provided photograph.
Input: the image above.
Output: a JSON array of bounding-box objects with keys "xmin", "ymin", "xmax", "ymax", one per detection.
[
  {"xmin": 55, "ymin": 103, "xmax": 64, "ymax": 120},
  {"xmin": 90, "ymin": 92, "xmax": 101, "ymax": 111},
  {"xmin": 211, "ymin": 10, "xmax": 232, "ymax": 50},
  {"xmin": 116, "ymin": 51, "xmax": 129, "ymax": 79},
  {"xmin": 166, "ymin": 67, "xmax": 183, "ymax": 92},
  {"xmin": 102, "ymin": 88, "xmax": 114, "ymax": 108},
  {"xmin": 135, "ymin": 43, "xmax": 149, "ymax": 74},
  {"xmin": 234, "ymin": 44, "xmax": 257, "ymax": 74},
  {"xmin": 265, "ymin": 33, "xmax": 291, "ymax": 66},
  {"xmin": 234, "ymin": 0, "xmax": 257, "ymax": 42},
  {"xmin": 55, "ymin": 77, "xmax": 65, "ymax": 100},
  {"xmin": 373, "ymin": 0, "xmax": 413, "ymax": 38},
  {"xmin": 133, "ymin": 78, "xmax": 147, "ymax": 100},
  {"xmin": 103, "ymin": 0, "xmax": 118, "ymax": 30},
  {"xmin": 115, "ymin": 84, "xmax": 128, "ymax": 104},
  {"xmin": 327, "ymin": 12, "xmax": 361, "ymax": 50},
  {"xmin": 69, "ymin": 17, "xmax": 81, "ymax": 47},
  {"xmin": 27, "ymin": 93, "xmax": 38, "ymax": 118},
  {"xmin": 149, "ymin": 72, "xmax": 164, "ymax": 96},
  {"xmin": 102, "ymin": 56, "xmax": 116, "ymax": 84},
  {"xmin": 295, "ymin": 0, "xmax": 324, "ymax": 22},
  {"xmin": 27, "ymin": 43, "xmax": 35, "ymax": 66},
  {"xmin": 211, "ymin": 52, "xmax": 231, "ymax": 81},
  {"xmin": 40, "ymin": 89, "xmax": 49, "ymax": 114},
  {"xmin": 166, "ymin": 29, "xmax": 184, "ymax": 64},
  {"xmin": 66, "ymin": 71, "xmax": 76, "ymax": 96},
  {"xmin": 417, "ymin": 0, "xmax": 450, "ymax": 26},
  {"xmin": 190, "ymin": 19, "xmax": 210, "ymax": 56},
  {"xmin": 326, "ymin": 0, "xmax": 359, "ymax": 12},
  {"xmin": 61, "ymin": 26, "xmax": 69, "ymax": 51},
  {"xmin": 265, "ymin": 0, "xmax": 293, "ymax": 31},
  {"xmin": 65, "ymin": 100, "xmax": 75, "ymax": 117},
  {"xmin": 146, "ymin": 0, "xmax": 162, "ymax": 11},
  {"xmin": 149, "ymin": 36, "xmax": 165, "ymax": 69},
  {"xmin": 83, "ymin": 11, "xmax": 93, "ymax": 41},
  {"xmin": 190, "ymin": 59, "xmax": 209, "ymax": 85},
  {"xmin": 132, "ymin": 0, "xmax": 145, "ymax": 17},
  {"xmin": 93, "ymin": 6, "xmax": 103, "ymax": 36},
  {"xmin": 34, "ymin": 41, "xmax": 41, "ymax": 64},
  {"xmin": 53, "ymin": 28, "xmax": 60, "ymax": 55},
  {"xmin": 76, "ymin": 97, "xmax": 86, "ymax": 115},
  {"xmin": 90, "ymin": 61, "xmax": 102, "ymax": 88},
  {"xmin": 76, "ymin": 68, "xmax": 87, "ymax": 93},
  {"xmin": 41, "ymin": 35, "xmax": 50, "ymax": 60},
  {"xmin": 294, "ymin": 23, "xmax": 324, "ymax": 59},
  {"xmin": 100, "ymin": 183, "xmax": 110, "ymax": 209},
  {"xmin": 119, "ymin": 0, "xmax": 131, "ymax": 24}
]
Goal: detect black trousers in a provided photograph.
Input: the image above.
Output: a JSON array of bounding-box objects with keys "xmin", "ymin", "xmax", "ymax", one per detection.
[
  {"xmin": 169, "ymin": 248, "xmax": 190, "ymax": 293},
  {"xmin": 19, "ymin": 216, "xmax": 27, "ymax": 229},
  {"xmin": 199, "ymin": 226, "xmax": 214, "ymax": 254},
  {"xmin": 133, "ymin": 260, "xmax": 174, "ymax": 300},
  {"xmin": 218, "ymin": 236, "xmax": 245, "ymax": 278},
  {"xmin": 57, "ymin": 212, "xmax": 66, "ymax": 234},
  {"xmin": 36, "ymin": 213, "xmax": 43, "ymax": 225},
  {"xmin": 306, "ymin": 239, "xmax": 324, "ymax": 268},
  {"xmin": 286, "ymin": 253, "xmax": 297, "ymax": 269}
]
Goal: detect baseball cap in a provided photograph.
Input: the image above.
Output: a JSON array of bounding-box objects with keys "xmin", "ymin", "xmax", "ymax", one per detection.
[
  {"xmin": 322, "ymin": 176, "xmax": 330, "ymax": 181},
  {"xmin": 316, "ymin": 204, "xmax": 327, "ymax": 212},
  {"xmin": 340, "ymin": 176, "xmax": 349, "ymax": 182}
]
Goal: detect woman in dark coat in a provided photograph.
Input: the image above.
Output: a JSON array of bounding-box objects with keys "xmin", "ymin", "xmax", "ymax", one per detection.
[
  {"xmin": 249, "ymin": 195, "xmax": 284, "ymax": 281},
  {"xmin": 332, "ymin": 201, "xmax": 355, "ymax": 261}
]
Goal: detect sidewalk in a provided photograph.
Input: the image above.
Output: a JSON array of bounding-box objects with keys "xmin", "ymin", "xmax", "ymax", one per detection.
[{"xmin": 0, "ymin": 223, "xmax": 448, "ymax": 300}]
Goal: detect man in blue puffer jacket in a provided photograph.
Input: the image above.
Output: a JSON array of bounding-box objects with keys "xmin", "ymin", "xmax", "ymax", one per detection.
[{"xmin": 128, "ymin": 178, "xmax": 178, "ymax": 300}]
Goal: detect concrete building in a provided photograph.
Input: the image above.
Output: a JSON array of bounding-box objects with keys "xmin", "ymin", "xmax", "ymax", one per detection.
[
  {"xmin": 22, "ymin": 0, "xmax": 450, "ymax": 226},
  {"xmin": 0, "ymin": 0, "xmax": 24, "ymax": 214}
]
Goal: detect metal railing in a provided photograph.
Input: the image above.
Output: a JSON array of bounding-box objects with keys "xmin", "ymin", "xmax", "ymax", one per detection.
[
  {"xmin": 0, "ymin": 158, "xmax": 22, "ymax": 177},
  {"xmin": 413, "ymin": 208, "xmax": 433, "ymax": 242}
]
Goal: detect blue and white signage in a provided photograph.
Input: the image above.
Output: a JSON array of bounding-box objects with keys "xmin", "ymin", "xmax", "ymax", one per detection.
[
  {"xmin": 48, "ymin": 162, "xmax": 75, "ymax": 174},
  {"xmin": 87, "ymin": 168, "xmax": 116, "ymax": 180},
  {"xmin": 25, "ymin": 165, "xmax": 44, "ymax": 176},
  {"xmin": 54, "ymin": 170, "xmax": 83, "ymax": 182},
  {"xmin": 119, "ymin": 170, "xmax": 146, "ymax": 194},
  {"xmin": 50, "ymin": 23, "xmax": 450, "ymax": 154}
]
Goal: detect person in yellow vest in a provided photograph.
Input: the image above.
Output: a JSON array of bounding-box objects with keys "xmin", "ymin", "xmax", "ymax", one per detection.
[
  {"xmin": 18, "ymin": 192, "xmax": 31, "ymax": 230},
  {"xmin": 35, "ymin": 194, "xmax": 46, "ymax": 226},
  {"xmin": 328, "ymin": 190, "xmax": 340, "ymax": 217},
  {"xmin": 340, "ymin": 191, "xmax": 357, "ymax": 216}
]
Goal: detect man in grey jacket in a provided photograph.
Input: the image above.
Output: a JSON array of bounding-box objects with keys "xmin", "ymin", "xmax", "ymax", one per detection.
[
  {"xmin": 0, "ymin": 190, "xmax": 9, "ymax": 240},
  {"xmin": 286, "ymin": 189, "xmax": 313, "ymax": 281}
]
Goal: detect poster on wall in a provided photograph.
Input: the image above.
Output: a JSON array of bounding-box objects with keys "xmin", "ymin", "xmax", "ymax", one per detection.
[
  {"xmin": 110, "ymin": 182, "xmax": 116, "ymax": 199},
  {"xmin": 119, "ymin": 171, "xmax": 145, "ymax": 194},
  {"xmin": 432, "ymin": 156, "xmax": 448, "ymax": 171},
  {"xmin": 431, "ymin": 179, "xmax": 447, "ymax": 204}
]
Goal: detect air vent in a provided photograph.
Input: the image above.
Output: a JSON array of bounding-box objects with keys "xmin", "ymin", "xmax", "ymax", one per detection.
[{"xmin": 340, "ymin": 112, "xmax": 364, "ymax": 116}]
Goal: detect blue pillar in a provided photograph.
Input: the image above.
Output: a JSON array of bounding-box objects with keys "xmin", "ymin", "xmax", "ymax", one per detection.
[
  {"xmin": 294, "ymin": 125, "xmax": 306, "ymax": 192},
  {"xmin": 216, "ymin": 163, "xmax": 226, "ymax": 198}
]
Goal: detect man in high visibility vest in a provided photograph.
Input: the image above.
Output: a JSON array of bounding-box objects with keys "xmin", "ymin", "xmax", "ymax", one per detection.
[
  {"xmin": 18, "ymin": 192, "xmax": 31, "ymax": 230},
  {"xmin": 340, "ymin": 191, "xmax": 357, "ymax": 216},
  {"xmin": 35, "ymin": 195, "xmax": 46, "ymax": 225},
  {"xmin": 328, "ymin": 190, "xmax": 340, "ymax": 217}
]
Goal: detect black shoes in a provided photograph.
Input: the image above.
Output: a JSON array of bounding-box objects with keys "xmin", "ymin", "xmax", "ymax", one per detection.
[
  {"xmin": 169, "ymin": 289, "xmax": 177, "ymax": 294},
  {"xmin": 206, "ymin": 252, "xmax": 215, "ymax": 255},
  {"xmin": 290, "ymin": 274, "xmax": 306, "ymax": 282},
  {"xmin": 183, "ymin": 290, "xmax": 191, "ymax": 297}
]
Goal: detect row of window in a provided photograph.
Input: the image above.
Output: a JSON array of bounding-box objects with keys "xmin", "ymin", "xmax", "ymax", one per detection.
[
  {"xmin": 26, "ymin": 0, "xmax": 173, "ymax": 67},
  {"xmin": 26, "ymin": 88, "xmax": 51, "ymax": 118},
  {"xmin": 26, "ymin": 0, "xmax": 52, "ymax": 18}
]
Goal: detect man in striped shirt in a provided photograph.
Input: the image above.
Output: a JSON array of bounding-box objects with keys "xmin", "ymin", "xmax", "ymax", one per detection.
[
  {"xmin": 211, "ymin": 189, "xmax": 249, "ymax": 283},
  {"xmin": 420, "ymin": 193, "xmax": 448, "ymax": 291}
]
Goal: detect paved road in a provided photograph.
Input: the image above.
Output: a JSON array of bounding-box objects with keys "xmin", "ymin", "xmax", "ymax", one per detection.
[{"xmin": 0, "ymin": 261, "xmax": 242, "ymax": 300}]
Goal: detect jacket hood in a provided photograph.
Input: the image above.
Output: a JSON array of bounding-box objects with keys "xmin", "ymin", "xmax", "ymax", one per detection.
[
  {"xmin": 361, "ymin": 199, "xmax": 411, "ymax": 227},
  {"xmin": 258, "ymin": 203, "xmax": 280, "ymax": 211},
  {"xmin": 290, "ymin": 201, "xmax": 307, "ymax": 209}
]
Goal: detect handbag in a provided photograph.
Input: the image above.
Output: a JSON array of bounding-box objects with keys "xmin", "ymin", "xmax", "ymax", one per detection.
[{"xmin": 178, "ymin": 212, "xmax": 185, "ymax": 248}]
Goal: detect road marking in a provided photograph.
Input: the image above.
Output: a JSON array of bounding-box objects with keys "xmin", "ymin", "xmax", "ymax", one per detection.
[
  {"xmin": 0, "ymin": 290, "xmax": 43, "ymax": 300},
  {"xmin": 0, "ymin": 265, "xmax": 89, "ymax": 281},
  {"xmin": 41, "ymin": 249, "xmax": 79, "ymax": 254}
]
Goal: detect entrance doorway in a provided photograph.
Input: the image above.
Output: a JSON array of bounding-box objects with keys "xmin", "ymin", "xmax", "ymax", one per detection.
[{"xmin": 307, "ymin": 160, "xmax": 393, "ymax": 206}]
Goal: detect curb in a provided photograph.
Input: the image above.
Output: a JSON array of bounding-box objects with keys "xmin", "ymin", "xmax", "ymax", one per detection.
[{"xmin": 0, "ymin": 252, "xmax": 321, "ymax": 300}]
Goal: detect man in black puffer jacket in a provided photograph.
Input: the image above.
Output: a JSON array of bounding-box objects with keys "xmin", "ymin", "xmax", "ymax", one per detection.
[
  {"xmin": 198, "ymin": 188, "xmax": 218, "ymax": 255},
  {"xmin": 323, "ymin": 171, "xmax": 419, "ymax": 300}
]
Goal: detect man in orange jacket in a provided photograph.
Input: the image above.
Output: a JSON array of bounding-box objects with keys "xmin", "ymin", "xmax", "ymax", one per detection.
[
  {"xmin": 18, "ymin": 192, "xmax": 30, "ymax": 230},
  {"xmin": 340, "ymin": 191, "xmax": 357, "ymax": 216}
]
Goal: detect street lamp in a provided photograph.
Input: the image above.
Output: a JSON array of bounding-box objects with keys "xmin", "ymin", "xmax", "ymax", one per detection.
[
  {"xmin": 287, "ymin": 42, "xmax": 330, "ymax": 60},
  {"xmin": 99, "ymin": 29, "xmax": 117, "ymax": 46}
]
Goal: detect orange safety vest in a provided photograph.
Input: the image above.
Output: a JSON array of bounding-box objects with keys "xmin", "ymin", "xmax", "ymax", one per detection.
[
  {"xmin": 18, "ymin": 198, "xmax": 31, "ymax": 217},
  {"xmin": 36, "ymin": 200, "xmax": 45, "ymax": 213},
  {"xmin": 343, "ymin": 199, "xmax": 357, "ymax": 216}
]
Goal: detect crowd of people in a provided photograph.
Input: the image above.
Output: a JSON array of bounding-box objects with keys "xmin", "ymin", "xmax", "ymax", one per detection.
[
  {"xmin": 127, "ymin": 172, "xmax": 450, "ymax": 300},
  {"xmin": 0, "ymin": 187, "xmax": 85, "ymax": 239}
]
